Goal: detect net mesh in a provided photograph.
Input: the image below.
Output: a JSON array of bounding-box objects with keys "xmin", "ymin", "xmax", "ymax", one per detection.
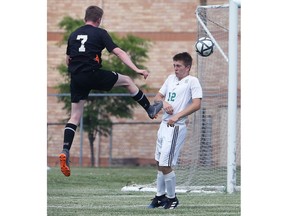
[{"xmin": 122, "ymin": 4, "xmax": 241, "ymax": 193}]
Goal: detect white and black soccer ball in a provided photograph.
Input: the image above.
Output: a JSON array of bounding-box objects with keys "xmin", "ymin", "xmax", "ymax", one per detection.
[{"xmin": 195, "ymin": 37, "xmax": 214, "ymax": 57}]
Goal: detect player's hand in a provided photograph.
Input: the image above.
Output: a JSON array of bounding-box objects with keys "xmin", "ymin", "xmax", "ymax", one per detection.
[
  {"xmin": 66, "ymin": 55, "xmax": 71, "ymax": 66},
  {"xmin": 167, "ymin": 116, "xmax": 178, "ymax": 127},
  {"xmin": 163, "ymin": 102, "xmax": 173, "ymax": 115},
  {"xmin": 137, "ymin": 69, "xmax": 149, "ymax": 79},
  {"xmin": 153, "ymin": 114, "xmax": 159, "ymax": 119}
]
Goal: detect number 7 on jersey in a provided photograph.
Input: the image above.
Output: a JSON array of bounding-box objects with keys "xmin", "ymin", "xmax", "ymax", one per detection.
[{"xmin": 77, "ymin": 35, "xmax": 88, "ymax": 52}]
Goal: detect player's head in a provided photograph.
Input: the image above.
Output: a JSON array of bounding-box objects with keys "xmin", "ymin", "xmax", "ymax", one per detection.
[
  {"xmin": 173, "ymin": 52, "xmax": 193, "ymax": 71},
  {"xmin": 85, "ymin": 6, "xmax": 103, "ymax": 23}
]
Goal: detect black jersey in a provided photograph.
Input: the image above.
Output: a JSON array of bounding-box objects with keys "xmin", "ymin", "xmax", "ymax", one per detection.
[{"xmin": 66, "ymin": 25, "xmax": 118, "ymax": 74}]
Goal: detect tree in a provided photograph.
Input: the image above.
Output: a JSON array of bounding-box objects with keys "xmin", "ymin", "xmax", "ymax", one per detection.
[{"xmin": 56, "ymin": 16, "xmax": 151, "ymax": 167}]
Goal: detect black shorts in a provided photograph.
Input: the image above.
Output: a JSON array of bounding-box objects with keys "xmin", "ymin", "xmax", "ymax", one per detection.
[{"xmin": 70, "ymin": 69, "xmax": 118, "ymax": 103}]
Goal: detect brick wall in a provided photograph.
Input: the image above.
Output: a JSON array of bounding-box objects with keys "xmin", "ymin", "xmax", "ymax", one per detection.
[{"xmin": 47, "ymin": 0, "xmax": 228, "ymax": 167}]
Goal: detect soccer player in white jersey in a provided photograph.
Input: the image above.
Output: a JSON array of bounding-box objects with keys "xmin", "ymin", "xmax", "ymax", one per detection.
[{"xmin": 148, "ymin": 52, "xmax": 202, "ymax": 209}]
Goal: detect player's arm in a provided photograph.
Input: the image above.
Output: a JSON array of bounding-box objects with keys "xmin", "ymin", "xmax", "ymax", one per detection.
[
  {"xmin": 112, "ymin": 47, "xmax": 149, "ymax": 79},
  {"xmin": 168, "ymin": 98, "xmax": 201, "ymax": 125},
  {"xmin": 154, "ymin": 92, "xmax": 174, "ymax": 115},
  {"xmin": 154, "ymin": 92, "xmax": 164, "ymax": 102},
  {"xmin": 177, "ymin": 98, "xmax": 201, "ymax": 118},
  {"xmin": 66, "ymin": 55, "xmax": 71, "ymax": 66}
]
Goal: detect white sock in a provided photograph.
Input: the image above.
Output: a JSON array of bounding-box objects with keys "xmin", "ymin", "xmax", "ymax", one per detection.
[
  {"xmin": 164, "ymin": 171, "xmax": 176, "ymax": 199},
  {"xmin": 156, "ymin": 171, "xmax": 165, "ymax": 196}
]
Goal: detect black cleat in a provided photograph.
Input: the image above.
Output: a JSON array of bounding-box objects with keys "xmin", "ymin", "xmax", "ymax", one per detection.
[
  {"xmin": 147, "ymin": 194, "xmax": 168, "ymax": 208},
  {"xmin": 147, "ymin": 101, "xmax": 163, "ymax": 119},
  {"xmin": 164, "ymin": 196, "xmax": 179, "ymax": 209}
]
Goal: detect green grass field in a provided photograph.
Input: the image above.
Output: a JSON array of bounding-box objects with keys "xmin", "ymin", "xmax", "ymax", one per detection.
[{"xmin": 47, "ymin": 167, "xmax": 240, "ymax": 216}]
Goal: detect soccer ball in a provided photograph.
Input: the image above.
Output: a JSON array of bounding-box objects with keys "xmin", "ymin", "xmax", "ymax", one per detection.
[{"xmin": 195, "ymin": 37, "xmax": 214, "ymax": 57}]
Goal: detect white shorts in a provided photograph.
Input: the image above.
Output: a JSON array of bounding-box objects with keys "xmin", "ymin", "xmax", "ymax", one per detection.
[{"xmin": 155, "ymin": 122, "xmax": 187, "ymax": 167}]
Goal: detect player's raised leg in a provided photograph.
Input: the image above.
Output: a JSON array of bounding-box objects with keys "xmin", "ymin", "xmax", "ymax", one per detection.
[{"xmin": 114, "ymin": 73, "xmax": 163, "ymax": 118}]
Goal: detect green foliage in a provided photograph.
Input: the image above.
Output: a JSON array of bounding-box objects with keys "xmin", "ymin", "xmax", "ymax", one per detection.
[
  {"xmin": 58, "ymin": 16, "xmax": 84, "ymax": 44},
  {"xmin": 102, "ymin": 33, "xmax": 149, "ymax": 79},
  {"xmin": 55, "ymin": 17, "xmax": 151, "ymax": 139}
]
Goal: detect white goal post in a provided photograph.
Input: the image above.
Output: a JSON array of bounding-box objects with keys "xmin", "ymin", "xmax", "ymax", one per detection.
[
  {"xmin": 227, "ymin": 0, "xmax": 241, "ymax": 194},
  {"xmin": 122, "ymin": 1, "xmax": 241, "ymax": 194}
]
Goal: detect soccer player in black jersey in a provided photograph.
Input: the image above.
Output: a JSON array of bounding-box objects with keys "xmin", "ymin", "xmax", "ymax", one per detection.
[{"xmin": 59, "ymin": 5, "xmax": 163, "ymax": 177}]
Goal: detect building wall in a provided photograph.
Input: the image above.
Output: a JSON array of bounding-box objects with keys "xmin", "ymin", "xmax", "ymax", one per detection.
[{"xmin": 47, "ymin": 0, "xmax": 229, "ymax": 167}]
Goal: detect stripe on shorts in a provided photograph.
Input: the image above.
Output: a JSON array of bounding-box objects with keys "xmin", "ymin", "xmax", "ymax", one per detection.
[{"xmin": 168, "ymin": 126, "xmax": 179, "ymax": 166}]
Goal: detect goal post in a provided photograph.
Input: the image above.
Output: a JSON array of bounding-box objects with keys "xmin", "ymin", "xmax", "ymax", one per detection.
[
  {"xmin": 227, "ymin": 0, "xmax": 241, "ymax": 194},
  {"xmin": 122, "ymin": 2, "xmax": 241, "ymax": 194},
  {"xmin": 194, "ymin": 1, "xmax": 241, "ymax": 193}
]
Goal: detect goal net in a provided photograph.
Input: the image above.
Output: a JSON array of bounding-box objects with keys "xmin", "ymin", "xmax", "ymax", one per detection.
[{"xmin": 122, "ymin": 3, "xmax": 241, "ymax": 193}]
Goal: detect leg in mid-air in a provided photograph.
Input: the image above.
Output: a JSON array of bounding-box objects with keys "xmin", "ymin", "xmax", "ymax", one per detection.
[
  {"xmin": 114, "ymin": 73, "xmax": 163, "ymax": 119},
  {"xmin": 59, "ymin": 100, "xmax": 85, "ymax": 177}
]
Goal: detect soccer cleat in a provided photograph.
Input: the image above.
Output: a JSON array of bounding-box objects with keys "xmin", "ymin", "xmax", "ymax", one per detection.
[
  {"xmin": 59, "ymin": 149, "xmax": 70, "ymax": 177},
  {"xmin": 164, "ymin": 196, "xmax": 179, "ymax": 209},
  {"xmin": 147, "ymin": 101, "xmax": 163, "ymax": 119},
  {"xmin": 147, "ymin": 194, "xmax": 168, "ymax": 208}
]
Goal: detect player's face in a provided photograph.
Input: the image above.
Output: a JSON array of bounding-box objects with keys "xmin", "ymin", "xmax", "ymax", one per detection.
[{"xmin": 173, "ymin": 60, "xmax": 190, "ymax": 80}]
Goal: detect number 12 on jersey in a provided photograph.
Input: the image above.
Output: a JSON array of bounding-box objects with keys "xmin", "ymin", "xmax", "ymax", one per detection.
[{"xmin": 168, "ymin": 92, "xmax": 176, "ymax": 102}]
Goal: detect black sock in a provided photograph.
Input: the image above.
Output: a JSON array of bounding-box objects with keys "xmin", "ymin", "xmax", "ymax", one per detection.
[
  {"xmin": 63, "ymin": 123, "xmax": 77, "ymax": 151},
  {"xmin": 132, "ymin": 90, "xmax": 150, "ymax": 111}
]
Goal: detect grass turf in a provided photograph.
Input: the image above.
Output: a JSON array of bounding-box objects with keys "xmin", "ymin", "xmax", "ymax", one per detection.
[{"xmin": 47, "ymin": 167, "xmax": 240, "ymax": 215}]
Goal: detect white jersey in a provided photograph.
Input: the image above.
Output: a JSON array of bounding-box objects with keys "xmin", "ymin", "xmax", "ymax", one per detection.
[{"xmin": 159, "ymin": 74, "xmax": 202, "ymax": 125}]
